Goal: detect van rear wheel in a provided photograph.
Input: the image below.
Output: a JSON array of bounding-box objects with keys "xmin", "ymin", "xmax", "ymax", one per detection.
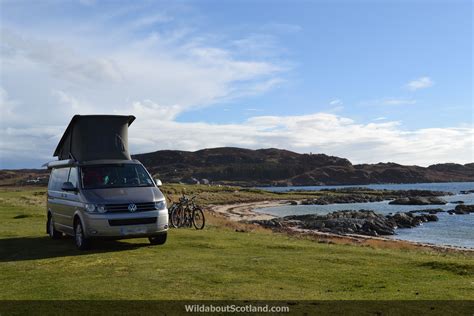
[
  {"xmin": 149, "ymin": 233, "xmax": 167, "ymax": 245},
  {"xmin": 47, "ymin": 215, "xmax": 62, "ymax": 239},
  {"xmin": 74, "ymin": 220, "xmax": 90, "ymax": 250}
]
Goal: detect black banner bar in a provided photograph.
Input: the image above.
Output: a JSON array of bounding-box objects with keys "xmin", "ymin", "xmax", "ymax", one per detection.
[{"xmin": 0, "ymin": 300, "xmax": 473, "ymax": 316}]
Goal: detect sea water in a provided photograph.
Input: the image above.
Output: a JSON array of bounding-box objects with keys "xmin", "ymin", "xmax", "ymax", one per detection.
[{"xmin": 255, "ymin": 182, "xmax": 474, "ymax": 248}]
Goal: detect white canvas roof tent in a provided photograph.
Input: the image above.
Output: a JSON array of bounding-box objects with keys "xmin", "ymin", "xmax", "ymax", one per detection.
[{"xmin": 50, "ymin": 115, "xmax": 136, "ymax": 167}]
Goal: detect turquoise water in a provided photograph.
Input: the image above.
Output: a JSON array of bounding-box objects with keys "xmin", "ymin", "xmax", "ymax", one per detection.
[{"xmin": 255, "ymin": 182, "xmax": 474, "ymax": 249}]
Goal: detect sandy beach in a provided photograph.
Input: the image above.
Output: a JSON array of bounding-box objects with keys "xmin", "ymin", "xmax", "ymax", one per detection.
[{"xmin": 208, "ymin": 200, "xmax": 287, "ymax": 221}]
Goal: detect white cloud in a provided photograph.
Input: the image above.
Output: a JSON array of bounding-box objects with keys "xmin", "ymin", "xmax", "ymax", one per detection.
[
  {"xmin": 405, "ymin": 76, "xmax": 434, "ymax": 91},
  {"xmin": 0, "ymin": 87, "xmax": 18, "ymax": 123},
  {"xmin": 0, "ymin": 23, "xmax": 285, "ymax": 120},
  {"xmin": 52, "ymin": 90, "xmax": 92, "ymax": 111},
  {"xmin": 129, "ymin": 100, "xmax": 182, "ymax": 121},
  {"xmin": 1, "ymin": 29, "xmax": 124, "ymax": 84},
  {"xmin": 329, "ymin": 99, "xmax": 343, "ymax": 106}
]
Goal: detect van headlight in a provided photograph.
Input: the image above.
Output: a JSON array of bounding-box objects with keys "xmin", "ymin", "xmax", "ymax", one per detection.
[
  {"xmin": 155, "ymin": 201, "xmax": 166, "ymax": 210},
  {"xmin": 85, "ymin": 203, "xmax": 97, "ymax": 213},
  {"xmin": 97, "ymin": 205, "xmax": 106, "ymax": 213},
  {"xmin": 85, "ymin": 204, "xmax": 106, "ymax": 213}
]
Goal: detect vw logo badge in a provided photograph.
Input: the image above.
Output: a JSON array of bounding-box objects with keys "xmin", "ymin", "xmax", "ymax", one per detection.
[{"xmin": 128, "ymin": 203, "xmax": 137, "ymax": 212}]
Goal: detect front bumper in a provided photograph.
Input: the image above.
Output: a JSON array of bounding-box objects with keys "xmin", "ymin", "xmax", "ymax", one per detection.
[{"xmin": 81, "ymin": 209, "xmax": 168, "ymax": 238}]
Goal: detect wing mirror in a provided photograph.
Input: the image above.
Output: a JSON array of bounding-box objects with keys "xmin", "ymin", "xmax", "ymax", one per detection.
[
  {"xmin": 154, "ymin": 178, "xmax": 163, "ymax": 187},
  {"xmin": 62, "ymin": 181, "xmax": 78, "ymax": 192}
]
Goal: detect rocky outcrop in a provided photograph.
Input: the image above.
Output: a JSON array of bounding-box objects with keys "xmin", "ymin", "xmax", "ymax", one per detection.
[
  {"xmin": 386, "ymin": 212, "xmax": 438, "ymax": 228},
  {"xmin": 408, "ymin": 208, "xmax": 445, "ymax": 214},
  {"xmin": 388, "ymin": 196, "xmax": 447, "ymax": 205},
  {"xmin": 298, "ymin": 189, "xmax": 451, "ymax": 206},
  {"xmin": 451, "ymin": 204, "xmax": 474, "ymax": 215},
  {"xmin": 301, "ymin": 195, "xmax": 384, "ymax": 205},
  {"xmin": 248, "ymin": 210, "xmax": 438, "ymax": 237}
]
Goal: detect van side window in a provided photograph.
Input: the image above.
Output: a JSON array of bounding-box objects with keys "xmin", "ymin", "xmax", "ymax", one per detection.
[
  {"xmin": 68, "ymin": 167, "xmax": 78, "ymax": 188},
  {"xmin": 49, "ymin": 168, "xmax": 70, "ymax": 191},
  {"xmin": 48, "ymin": 170, "xmax": 56, "ymax": 190}
]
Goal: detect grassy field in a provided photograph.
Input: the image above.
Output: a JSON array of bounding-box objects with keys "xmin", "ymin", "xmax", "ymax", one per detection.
[{"xmin": 0, "ymin": 186, "xmax": 473, "ymax": 300}]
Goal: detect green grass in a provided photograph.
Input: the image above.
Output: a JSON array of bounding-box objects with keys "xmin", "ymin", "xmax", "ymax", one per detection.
[
  {"xmin": 160, "ymin": 183, "xmax": 329, "ymax": 205},
  {"xmin": 0, "ymin": 187, "xmax": 473, "ymax": 300}
]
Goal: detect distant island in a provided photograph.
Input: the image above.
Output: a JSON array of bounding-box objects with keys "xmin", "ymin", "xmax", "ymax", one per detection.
[{"xmin": 1, "ymin": 147, "xmax": 473, "ymax": 187}]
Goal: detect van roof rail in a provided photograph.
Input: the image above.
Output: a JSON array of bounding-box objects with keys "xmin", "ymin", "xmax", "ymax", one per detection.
[{"xmin": 44, "ymin": 159, "xmax": 76, "ymax": 169}]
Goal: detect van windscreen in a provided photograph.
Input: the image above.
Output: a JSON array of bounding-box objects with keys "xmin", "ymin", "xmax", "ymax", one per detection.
[{"xmin": 81, "ymin": 164, "xmax": 154, "ymax": 189}]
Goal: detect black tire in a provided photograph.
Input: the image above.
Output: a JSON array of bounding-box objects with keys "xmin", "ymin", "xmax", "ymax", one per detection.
[
  {"xmin": 74, "ymin": 220, "xmax": 91, "ymax": 250},
  {"xmin": 149, "ymin": 233, "xmax": 167, "ymax": 245},
  {"xmin": 47, "ymin": 214, "xmax": 62, "ymax": 239},
  {"xmin": 170, "ymin": 207, "xmax": 181, "ymax": 228},
  {"xmin": 192, "ymin": 207, "xmax": 205, "ymax": 230}
]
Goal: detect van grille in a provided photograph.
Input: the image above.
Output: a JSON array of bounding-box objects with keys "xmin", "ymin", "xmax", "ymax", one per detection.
[
  {"xmin": 105, "ymin": 202, "xmax": 156, "ymax": 213},
  {"xmin": 108, "ymin": 217, "xmax": 157, "ymax": 226}
]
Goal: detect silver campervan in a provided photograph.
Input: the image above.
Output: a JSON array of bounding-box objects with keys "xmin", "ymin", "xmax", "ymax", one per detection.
[{"xmin": 46, "ymin": 115, "xmax": 168, "ymax": 250}]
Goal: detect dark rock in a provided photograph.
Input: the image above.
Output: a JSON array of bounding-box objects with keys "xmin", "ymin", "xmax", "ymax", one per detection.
[
  {"xmin": 250, "ymin": 209, "xmax": 440, "ymax": 237},
  {"xmin": 388, "ymin": 213, "xmax": 419, "ymax": 228},
  {"xmin": 288, "ymin": 200, "xmax": 298, "ymax": 205},
  {"xmin": 453, "ymin": 204, "xmax": 474, "ymax": 215},
  {"xmin": 450, "ymin": 201, "xmax": 464, "ymax": 204},
  {"xmin": 387, "ymin": 212, "xmax": 438, "ymax": 227},
  {"xmin": 301, "ymin": 195, "xmax": 384, "ymax": 205},
  {"xmin": 388, "ymin": 196, "xmax": 447, "ymax": 205},
  {"xmin": 422, "ymin": 214, "xmax": 438, "ymax": 222},
  {"xmin": 253, "ymin": 210, "xmax": 397, "ymax": 236},
  {"xmin": 459, "ymin": 190, "xmax": 474, "ymax": 195},
  {"xmin": 408, "ymin": 208, "xmax": 444, "ymax": 214}
]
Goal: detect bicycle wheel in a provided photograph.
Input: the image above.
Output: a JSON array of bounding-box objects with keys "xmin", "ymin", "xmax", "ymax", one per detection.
[
  {"xmin": 192, "ymin": 207, "xmax": 205, "ymax": 230},
  {"xmin": 170, "ymin": 206, "xmax": 182, "ymax": 228},
  {"xmin": 168, "ymin": 204, "xmax": 176, "ymax": 227}
]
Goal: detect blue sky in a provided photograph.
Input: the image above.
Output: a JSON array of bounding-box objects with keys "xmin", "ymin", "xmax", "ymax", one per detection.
[{"xmin": 0, "ymin": 0, "xmax": 472, "ymax": 168}]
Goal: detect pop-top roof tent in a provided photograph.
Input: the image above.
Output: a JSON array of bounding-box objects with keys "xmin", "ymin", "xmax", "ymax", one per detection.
[{"xmin": 53, "ymin": 115, "xmax": 136, "ymax": 162}]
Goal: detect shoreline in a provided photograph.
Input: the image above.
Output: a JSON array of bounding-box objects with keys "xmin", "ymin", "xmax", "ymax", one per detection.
[{"xmin": 208, "ymin": 200, "xmax": 474, "ymax": 254}]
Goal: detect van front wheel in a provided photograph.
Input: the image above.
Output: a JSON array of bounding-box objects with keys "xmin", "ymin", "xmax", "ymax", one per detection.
[
  {"xmin": 149, "ymin": 233, "xmax": 167, "ymax": 245},
  {"xmin": 74, "ymin": 220, "xmax": 90, "ymax": 250}
]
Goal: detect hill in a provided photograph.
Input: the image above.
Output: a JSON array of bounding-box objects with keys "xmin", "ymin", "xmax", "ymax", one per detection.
[
  {"xmin": 1, "ymin": 147, "xmax": 472, "ymax": 186},
  {"xmin": 132, "ymin": 147, "xmax": 474, "ymax": 186}
]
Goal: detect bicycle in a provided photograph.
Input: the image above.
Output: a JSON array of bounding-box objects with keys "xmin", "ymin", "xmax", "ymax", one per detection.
[{"xmin": 169, "ymin": 194, "xmax": 205, "ymax": 230}]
